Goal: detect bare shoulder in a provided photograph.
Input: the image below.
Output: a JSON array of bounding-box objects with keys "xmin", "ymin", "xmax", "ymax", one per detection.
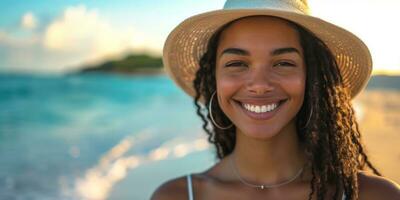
[
  {"xmin": 150, "ymin": 176, "xmax": 188, "ymax": 200},
  {"xmin": 358, "ymin": 171, "xmax": 400, "ymax": 200}
]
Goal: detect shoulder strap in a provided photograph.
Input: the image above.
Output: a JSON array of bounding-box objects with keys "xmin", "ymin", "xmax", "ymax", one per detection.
[{"xmin": 186, "ymin": 174, "xmax": 194, "ymax": 200}]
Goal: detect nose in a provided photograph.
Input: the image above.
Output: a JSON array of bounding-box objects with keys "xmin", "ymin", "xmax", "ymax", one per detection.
[{"xmin": 246, "ymin": 67, "xmax": 275, "ymax": 95}]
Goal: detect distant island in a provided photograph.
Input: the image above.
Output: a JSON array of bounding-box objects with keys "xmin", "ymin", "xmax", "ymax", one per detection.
[
  {"xmin": 78, "ymin": 54, "xmax": 164, "ymax": 75},
  {"xmin": 367, "ymin": 74, "xmax": 400, "ymax": 90}
]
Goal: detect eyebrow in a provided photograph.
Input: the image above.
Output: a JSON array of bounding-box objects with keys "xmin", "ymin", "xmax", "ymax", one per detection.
[{"xmin": 219, "ymin": 47, "xmax": 301, "ymax": 57}]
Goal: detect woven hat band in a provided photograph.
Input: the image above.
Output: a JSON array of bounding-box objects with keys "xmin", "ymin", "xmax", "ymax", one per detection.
[{"xmin": 224, "ymin": 0, "xmax": 309, "ymax": 14}]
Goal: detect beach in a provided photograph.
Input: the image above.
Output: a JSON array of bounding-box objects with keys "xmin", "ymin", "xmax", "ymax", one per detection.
[{"xmin": 355, "ymin": 90, "xmax": 400, "ymax": 183}]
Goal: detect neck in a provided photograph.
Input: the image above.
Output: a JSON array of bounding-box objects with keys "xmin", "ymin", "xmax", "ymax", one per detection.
[{"xmin": 231, "ymin": 121, "xmax": 306, "ymax": 185}]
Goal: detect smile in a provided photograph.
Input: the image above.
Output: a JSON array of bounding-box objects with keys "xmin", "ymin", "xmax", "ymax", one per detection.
[
  {"xmin": 234, "ymin": 99, "xmax": 286, "ymax": 121},
  {"xmin": 242, "ymin": 102, "xmax": 278, "ymax": 113}
]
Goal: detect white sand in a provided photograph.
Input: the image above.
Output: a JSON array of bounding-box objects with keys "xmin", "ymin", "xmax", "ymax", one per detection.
[{"xmin": 355, "ymin": 90, "xmax": 400, "ymax": 183}]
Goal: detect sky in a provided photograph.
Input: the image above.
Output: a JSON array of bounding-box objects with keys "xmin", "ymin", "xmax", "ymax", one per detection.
[{"xmin": 0, "ymin": 0, "xmax": 399, "ymax": 75}]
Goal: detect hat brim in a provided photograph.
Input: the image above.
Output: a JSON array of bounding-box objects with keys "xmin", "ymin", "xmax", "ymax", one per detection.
[{"xmin": 163, "ymin": 9, "xmax": 372, "ymax": 100}]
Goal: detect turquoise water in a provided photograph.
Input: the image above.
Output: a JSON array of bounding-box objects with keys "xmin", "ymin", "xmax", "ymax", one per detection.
[{"xmin": 0, "ymin": 73, "xmax": 215, "ymax": 200}]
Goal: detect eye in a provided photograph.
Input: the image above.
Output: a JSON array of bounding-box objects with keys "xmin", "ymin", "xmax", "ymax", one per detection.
[
  {"xmin": 225, "ymin": 61, "xmax": 248, "ymax": 67},
  {"xmin": 274, "ymin": 61, "xmax": 296, "ymax": 67}
]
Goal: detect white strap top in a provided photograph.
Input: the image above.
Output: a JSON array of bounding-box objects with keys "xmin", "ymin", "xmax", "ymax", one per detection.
[
  {"xmin": 187, "ymin": 174, "xmax": 194, "ymax": 200},
  {"xmin": 186, "ymin": 174, "xmax": 347, "ymax": 200}
]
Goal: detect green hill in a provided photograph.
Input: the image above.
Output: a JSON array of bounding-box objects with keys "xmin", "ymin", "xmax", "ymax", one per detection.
[{"xmin": 79, "ymin": 54, "xmax": 164, "ymax": 75}]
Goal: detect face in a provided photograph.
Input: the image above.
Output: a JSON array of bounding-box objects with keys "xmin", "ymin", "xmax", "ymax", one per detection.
[{"xmin": 215, "ymin": 16, "xmax": 306, "ymax": 139}]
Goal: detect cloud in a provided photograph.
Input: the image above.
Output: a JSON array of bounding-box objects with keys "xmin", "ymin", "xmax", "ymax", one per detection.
[
  {"xmin": 1, "ymin": 5, "xmax": 162, "ymax": 73},
  {"xmin": 42, "ymin": 5, "xmax": 159, "ymax": 67},
  {"xmin": 44, "ymin": 5, "xmax": 114, "ymax": 51},
  {"xmin": 21, "ymin": 12, "xmax": 38, "ymax": 30}
]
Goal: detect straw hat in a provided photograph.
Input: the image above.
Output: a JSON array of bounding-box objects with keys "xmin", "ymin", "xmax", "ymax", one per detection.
[{"xmin": 163, "ymin": 0, "xmax": 372, "ymax": 99}]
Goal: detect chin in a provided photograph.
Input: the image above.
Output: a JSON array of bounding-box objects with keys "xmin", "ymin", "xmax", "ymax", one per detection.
[{"xmin": 237, "ymin": 125, "xmax": 283, "ymax": 140}]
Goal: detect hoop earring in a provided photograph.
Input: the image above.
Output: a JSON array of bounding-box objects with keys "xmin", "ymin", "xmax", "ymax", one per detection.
[
  {"xmin": 208, "ymin": 91, "xmax": 233, "ymax": 130},
  {"xmin": 301, "ymin": 104, "xmax": 313, "ymax": 129}
]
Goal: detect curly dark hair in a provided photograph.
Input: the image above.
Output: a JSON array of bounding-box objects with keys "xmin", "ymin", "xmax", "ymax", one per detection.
[{"xmin": 192, "ymin": 17, "xmax": 381, "ymax": 200}]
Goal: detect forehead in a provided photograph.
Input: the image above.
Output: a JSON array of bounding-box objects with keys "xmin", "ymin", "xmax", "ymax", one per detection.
[{"xmin": 217, "ymin": 16, "xmax": 301, "ymax": 53}]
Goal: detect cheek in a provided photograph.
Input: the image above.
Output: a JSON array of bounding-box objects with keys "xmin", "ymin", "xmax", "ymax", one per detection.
[
  {"xmin": 216, "ymin": 71, "xmax": 239, "ymax": 90},
  {"xmin": 287, "ymin": 75, "xmax": 306, "ymax": 103},
  {"xmin": 215, "ymin": 74, "xmax": 242, "ymax": 104}
]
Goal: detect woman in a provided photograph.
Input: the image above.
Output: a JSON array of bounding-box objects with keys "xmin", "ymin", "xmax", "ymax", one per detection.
[{"xmin": 152, "ymin": 0, "xmax": 400, "ymax": 199}]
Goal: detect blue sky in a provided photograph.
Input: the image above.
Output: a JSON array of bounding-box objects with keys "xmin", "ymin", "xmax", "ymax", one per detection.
[{"xmin": 0, "ymin": 0, "xmax": 399, "ymax": 74}]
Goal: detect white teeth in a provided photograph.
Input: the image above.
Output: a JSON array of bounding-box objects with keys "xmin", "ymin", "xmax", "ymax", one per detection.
[
  {"xmin": 261, "ymin": 105, "xmax": 267, "ymax": 112},
  {"xmin": 242, "ymin": 102, "xmax": 279, "ymax": 113}
]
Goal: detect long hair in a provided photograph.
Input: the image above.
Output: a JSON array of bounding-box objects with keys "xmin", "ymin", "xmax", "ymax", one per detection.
[{"xmin": 192, "ymin": 17, "xmax": 381, "ymax": 200}]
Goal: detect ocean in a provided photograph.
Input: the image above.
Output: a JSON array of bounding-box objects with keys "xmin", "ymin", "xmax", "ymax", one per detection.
[
  {"xmin": 0, "ymin": 73, "xmax": 215, "ymax": 200},
  {"xmin": 0, "ymin": 73, "xmax": 399, "ymax": 200}
]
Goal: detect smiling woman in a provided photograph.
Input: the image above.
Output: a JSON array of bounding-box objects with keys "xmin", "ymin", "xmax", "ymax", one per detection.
[{"xmin": 152, "ymin": 0, "xmax": 400, "ymax": 200}]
